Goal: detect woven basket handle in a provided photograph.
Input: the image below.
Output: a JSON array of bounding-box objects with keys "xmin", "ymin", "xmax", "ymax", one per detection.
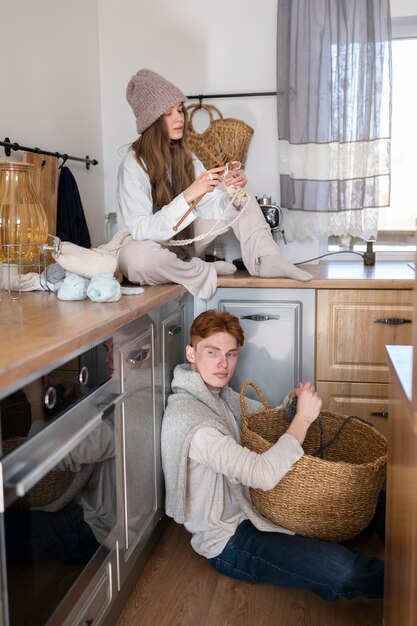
[
  {"xmin": 186, "ymin": 103, "xmax": 223, "ymax": 134},
  {"xmin": 240, "ymin": 381, "xmax": 271, "ymax": 419}
]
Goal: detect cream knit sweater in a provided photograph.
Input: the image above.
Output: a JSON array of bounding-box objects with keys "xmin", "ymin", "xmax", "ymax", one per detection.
[{"xmin": 161, "ymin": 364, "xmax": 304, "ymax": 558}]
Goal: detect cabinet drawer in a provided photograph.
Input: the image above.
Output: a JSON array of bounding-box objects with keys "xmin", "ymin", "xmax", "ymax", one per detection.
[
  {"xmin": 316, "ymin": 381, "xmax": 390, "ymax": 437},
  {"xmin": 316, "ymin": 290, "xmax": 413, "ymax": 383},
  {"xmin": 67, "ymin": 557, "xmax": 115, "ymax": 626}
]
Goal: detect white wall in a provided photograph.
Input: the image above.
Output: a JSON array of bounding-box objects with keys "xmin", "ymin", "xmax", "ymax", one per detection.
[
  {"xmin": 0, "ymin": 0, "xmax": 105, "ymax": 246},
  {"xmin": 391, "ymin": 0, "xmax": 417, "ymax": 17},
  {"xmin": 97, "ymin": 0, "xmax": 322, "ymax": 262},
  {"xmin": 98, "ymin": 0, "xmax": 279, "ymax": 207}
]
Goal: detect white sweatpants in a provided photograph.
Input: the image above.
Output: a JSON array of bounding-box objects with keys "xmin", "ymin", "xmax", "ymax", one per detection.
[{"xmin": 117, "ymin": 191, "xmax": 280, "ymax": 301}]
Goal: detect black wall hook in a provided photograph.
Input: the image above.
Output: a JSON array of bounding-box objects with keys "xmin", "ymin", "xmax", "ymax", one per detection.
[
  {"xmin": 58, "ymin": 154, "xmax": 68, "ymax": 169},
  {"xmin": 1, "ymin": 138, "xmax": 98, "ymax": 170}
]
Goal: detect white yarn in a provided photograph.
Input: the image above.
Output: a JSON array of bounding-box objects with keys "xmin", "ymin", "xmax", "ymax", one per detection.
[{"xmin": 165, "ymin": 184, "xmax": 250, "ymax": 247}]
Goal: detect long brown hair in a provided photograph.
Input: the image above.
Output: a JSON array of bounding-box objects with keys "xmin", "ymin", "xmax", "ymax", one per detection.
[{"xmin": 131, "ymin": 107, "xmax": 195, "ymax": 210}]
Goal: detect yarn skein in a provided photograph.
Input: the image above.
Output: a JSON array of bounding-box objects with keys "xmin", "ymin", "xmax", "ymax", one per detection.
[{"xmin": 286, "ymin": 396, "xmax": 373, "ymax": 459}]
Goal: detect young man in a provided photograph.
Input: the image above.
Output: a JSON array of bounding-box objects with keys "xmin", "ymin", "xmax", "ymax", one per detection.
[{"xmin": 161, "ymin": 309, "xmax": 384, "ymax": 601}]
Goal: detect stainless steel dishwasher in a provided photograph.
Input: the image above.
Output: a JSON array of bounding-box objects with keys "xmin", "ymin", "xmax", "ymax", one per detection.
[{"xmin": 194, "ymin": 287, "xmax": 315, "ymax": 407}]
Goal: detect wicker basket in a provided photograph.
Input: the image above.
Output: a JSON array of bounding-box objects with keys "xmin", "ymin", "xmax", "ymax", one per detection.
[
  {"xmin": 3, "ymin": 437, "xmax": 74, "ymax": 509},
  {"xmin": 186, "ymin": 103, "xmax": 254, "ymax": 169},
  {"xmin": 240, "ymin": 382, "xmax": 387, "ymax": 542}
]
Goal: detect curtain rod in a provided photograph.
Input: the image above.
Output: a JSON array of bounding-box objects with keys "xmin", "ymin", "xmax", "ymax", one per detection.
[
  {"xmin": 187, "ymin": 91, "xmax": 277, "ymax": 101},
  {"xmin": 0, "ymin": 138, "xmax": 98, "ymax": 170}
]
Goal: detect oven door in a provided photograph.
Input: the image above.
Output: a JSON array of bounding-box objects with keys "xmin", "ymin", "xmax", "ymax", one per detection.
[{"xmin": 0, "ymin": 377, "xmax": 124, "ymax": 626}]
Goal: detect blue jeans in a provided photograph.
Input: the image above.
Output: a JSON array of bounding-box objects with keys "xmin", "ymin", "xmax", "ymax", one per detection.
[{"xmin": 209, "ymin": 491, "xmax": 385, "ymax": 601}]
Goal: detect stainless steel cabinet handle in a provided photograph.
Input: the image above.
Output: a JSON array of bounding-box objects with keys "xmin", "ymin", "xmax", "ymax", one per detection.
[
  {"xmin": 4, "ymin": 417, "xmax": 102, "ymax": 499},
  {"xmin": 240, "ymin": 314, "xmax": 280, "ymax": 321},
  {"xmin": 126, "ymin": 348, "xmax": 150, "ymax": 363},
  {"xmin": 373, "ymin": 318, "xmax": 412, "ymax": 325},
  {"xmin": 167, "ymin": 324, "xmax": 183, "ymax": 336},
  {"xmin": 371, "ymin": 411, "xmax": 389, "ymax": 418},
  {"xmin": 0, "ymin": 390, "xmax": 126, "ymax": 510}
]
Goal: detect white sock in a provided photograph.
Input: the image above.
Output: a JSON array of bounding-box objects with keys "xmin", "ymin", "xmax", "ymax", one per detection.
[
  {"xmin": 259, "ymin": 255, "xmax": 313, "ymax": 281},
  {"xmin": 212, "ymin": 261, "xmax": 238, "ymax": 276}
]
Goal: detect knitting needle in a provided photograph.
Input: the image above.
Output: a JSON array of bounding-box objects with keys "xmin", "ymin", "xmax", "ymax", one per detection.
[
  {"xmin": 172, "ymin": 161, "xmax": 240, "ymax": 233},
  {"xmin": 172, "ymin": 193, "xmax": 206, "ymax": 232}
]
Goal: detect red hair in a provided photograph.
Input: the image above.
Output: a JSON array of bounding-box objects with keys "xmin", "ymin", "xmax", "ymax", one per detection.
[{"xmin": 189, "ymin": 310, "xmax": 244, "ymax": 348}]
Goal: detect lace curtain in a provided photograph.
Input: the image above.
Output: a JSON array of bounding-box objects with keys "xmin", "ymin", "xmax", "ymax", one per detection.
[{"xmin": 276, "ymin": 0, "xmax": 392, "ymax": 242}]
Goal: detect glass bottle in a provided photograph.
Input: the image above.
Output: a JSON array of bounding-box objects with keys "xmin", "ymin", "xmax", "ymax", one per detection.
[
  {"xmin": 105, "ymin": 212, "xmax": 118, "ymax": 242},
  {"xmin": 0, "ymin": 161, "xmax": 49, "ymax": 263}
]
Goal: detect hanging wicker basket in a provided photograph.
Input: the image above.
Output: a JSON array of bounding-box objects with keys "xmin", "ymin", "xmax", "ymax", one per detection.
[
  {"xmin": 186, "ymin": 103, "xmax": 254, "ymax": 169},
  {"xmin": 240, "ymin": 381, "xmax": 387, "ymax": 542}
]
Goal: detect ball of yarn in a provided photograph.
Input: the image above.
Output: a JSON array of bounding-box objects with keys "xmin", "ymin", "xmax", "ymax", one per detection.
[
  {"xmin": 45, "ymin": 263, "xmax": 66, "ymax": 284},
  {"xmin": 286, "ymin": 396, "xmax": 298, "ymax": 422}
]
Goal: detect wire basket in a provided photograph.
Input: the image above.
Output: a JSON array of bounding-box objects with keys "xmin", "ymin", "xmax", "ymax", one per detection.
[
  {"xmin": 240, "ymin": 381, "xmax": 387, "ymax": 542},
  {"xmin": 1, "ymin": 235, "xmax": 61, "ymax": 299}
]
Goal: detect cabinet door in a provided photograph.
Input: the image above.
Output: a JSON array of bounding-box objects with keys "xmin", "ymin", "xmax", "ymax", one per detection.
[
  {"xmin": 316, "ymin": 380, "xmax": 390, "ymax": 437},
  {"xmin": 210, "ymin": 289, "xmax": 315, "ymax": 407},
  {"xmin": 317, "ymin": 290, "xmax": 413, "ymax": 383},
  {"xmin": 114, "ymin": 318, "xmax": 160, "ymax": 586}
]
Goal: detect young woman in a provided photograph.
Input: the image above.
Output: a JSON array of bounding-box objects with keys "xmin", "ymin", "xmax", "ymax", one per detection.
[
  {"xmin": 161, "ymin": 310, "xmax": 385, "ymax": 601},
  {"xmin": 116, "ymin": 69, "xmax": 312, "ymax": 300}
]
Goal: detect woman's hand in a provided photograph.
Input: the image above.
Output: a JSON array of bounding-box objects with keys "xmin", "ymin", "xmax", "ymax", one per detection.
[
  {"xmin": 183, "ymin": 166, "xmax": 226, "ymax": 204},
  {"xmin": 223, "ymin": 162, "xmax": 247, "ymax": 189},
  {"xmin": 286, "ymin": 382, "xmax": 322, "ymax": 446}
]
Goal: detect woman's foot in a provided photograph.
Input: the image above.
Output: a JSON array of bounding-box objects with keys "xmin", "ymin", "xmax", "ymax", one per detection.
[
  {"xmin": 258, "ymin": 255, "xmax": 313, "ymax": 281},
  {"xmin": 212, "ymin": 261, "xmax": 237, "ymax": 276}
]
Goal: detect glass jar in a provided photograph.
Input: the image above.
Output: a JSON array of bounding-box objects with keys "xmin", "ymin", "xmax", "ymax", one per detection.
[
  {"xmin": 0, "ymin": 161, "xmax": 49, "ymax": 263},
  {"xmin": 205, "ymin": 241, "xmax": 226, "ymax": 262}
]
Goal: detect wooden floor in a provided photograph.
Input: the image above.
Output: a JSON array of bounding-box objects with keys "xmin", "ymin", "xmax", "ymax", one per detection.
[{"xmin": 116, "ymin": 520, "xmax": 384, "ymax": 626}]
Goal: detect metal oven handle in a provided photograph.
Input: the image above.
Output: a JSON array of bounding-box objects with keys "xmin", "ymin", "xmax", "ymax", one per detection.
[{"xmin": 0, "ymin": 389, "xmax": 126, "ymax": 512}]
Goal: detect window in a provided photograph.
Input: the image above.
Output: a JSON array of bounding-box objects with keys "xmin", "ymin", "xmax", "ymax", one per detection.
[
  {"xmin": 329, "ymin": 18, "xmax": 417, "ymax": 257},
  {"xmin": 376, "ymin": 36, "xmax": 417, "ymax": 251}
]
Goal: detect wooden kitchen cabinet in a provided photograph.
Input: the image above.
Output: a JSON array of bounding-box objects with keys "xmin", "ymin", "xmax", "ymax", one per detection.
[
  {"xmin": 316, "ymin": 289, "xmax": 413, "ymax": 430},
  {"xmin": 384, "ymin": 345, "xmax": 417, "ymax": 626},
  {"xmin": 315, "ymin": 381, "xmax": 391, "ymax": 438}
]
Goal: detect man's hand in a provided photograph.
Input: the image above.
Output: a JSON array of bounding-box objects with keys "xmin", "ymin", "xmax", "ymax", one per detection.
[{"xmin": 286, "ymin": 382, "xmax": 322, "ymax": 445}]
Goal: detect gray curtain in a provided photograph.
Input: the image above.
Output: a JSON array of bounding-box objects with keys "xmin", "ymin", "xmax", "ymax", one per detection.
[{"xmin": 277, "ymin": 0, "xmax": 392, "ymax": 240}]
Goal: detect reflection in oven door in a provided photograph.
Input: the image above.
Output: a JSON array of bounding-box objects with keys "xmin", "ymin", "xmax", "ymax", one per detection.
[{"xmin": 0, "ymin": 343, "xmax": 121, "ymax": 626}]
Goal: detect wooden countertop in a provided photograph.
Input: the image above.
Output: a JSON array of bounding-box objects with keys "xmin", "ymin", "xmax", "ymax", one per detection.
[
  {"xmin": 0, "ymin": 283, "xmax": 185, "ymax": 397},
  {"xmin": 0, "ymin": 261, "xmax": 413, "ymax": 397},
  {"xmin": 218, "ymin": 261, "xmax": 415, "ymax": 289}
]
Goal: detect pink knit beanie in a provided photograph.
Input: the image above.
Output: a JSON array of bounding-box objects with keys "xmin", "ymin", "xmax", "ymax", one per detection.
[{"xmin": 126, "ymin": 69, "xmax": 187, "ymax": 135}]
